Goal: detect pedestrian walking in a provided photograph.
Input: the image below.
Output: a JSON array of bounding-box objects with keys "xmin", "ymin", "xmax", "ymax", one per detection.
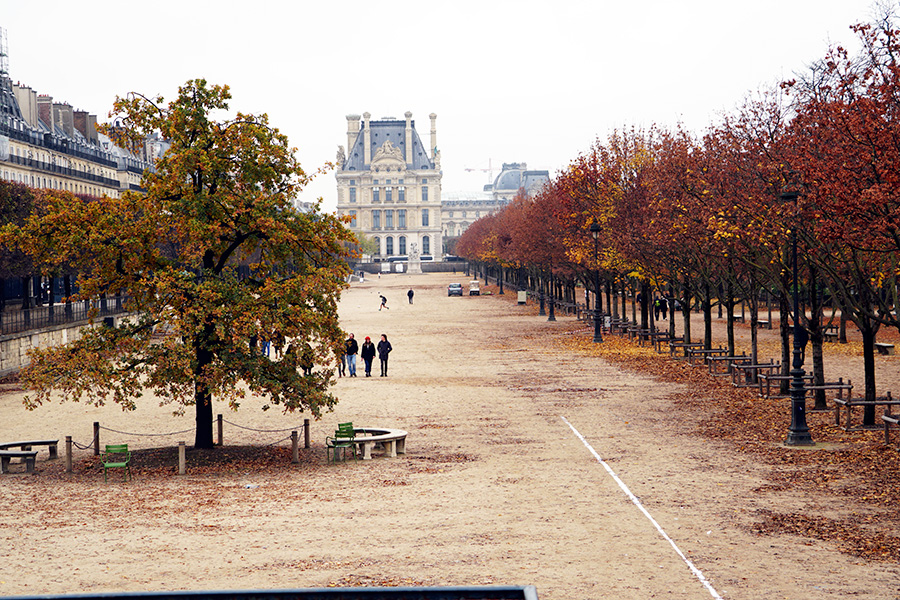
[
  {"xmin": 300, "ymin": 342, "xmax": 314, "ymax": 376},
  {"xmin": 379, "ymin": 294, "xmax": 389, "ymax": 310},
  {"xmin": 660, "ymin": 296, "xmax": 668, "ymax": 320},
  {"xmin": 361, "ymin": 336, "xmax": 376, "ymax": 377},
  {"xmin": 345, "ymin": 333, "xmax": 359, "ymax": 377},
  {"xmin": 653, "ymin": 295, "xmax": 661, "ymax": 321},
  {"xmin": 407, "ymin": 289, "xmax": 414, "ymax": 304},
  {"xmin": 377, "ymin": 334, "xmax": 392, "ymax": 377}
]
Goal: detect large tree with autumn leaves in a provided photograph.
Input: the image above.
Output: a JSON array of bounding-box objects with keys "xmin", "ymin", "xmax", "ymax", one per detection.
[{"xmin": 2, "ymin": 80, "xmax": 354, "ymax": 448}]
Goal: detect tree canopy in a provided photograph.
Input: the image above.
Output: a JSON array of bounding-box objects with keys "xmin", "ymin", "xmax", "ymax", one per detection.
[{"xmin": 2, "ymin": 79, "xmax": 354, "ymax": 448}]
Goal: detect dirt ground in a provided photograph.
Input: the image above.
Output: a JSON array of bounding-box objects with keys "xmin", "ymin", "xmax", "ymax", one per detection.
[{"xmin": 1, "ymin": 271, "xmax": 899, "ymax": 599}]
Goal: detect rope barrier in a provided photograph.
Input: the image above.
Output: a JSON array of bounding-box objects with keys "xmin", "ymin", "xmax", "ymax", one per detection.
[
  {"xmin": 221, "ymin": 418, "xmax": 303, "ymax": 433},
  {"xmin": 262, "ymin": 434, "xmax": 294, "ymax": 447},
  {"xmin": 98, "ymin": 425, "xmax": 194, "ymax": 437},
  {"xmin": 72, "ymin": 439, "xmax": 95, "ymax": 450}
]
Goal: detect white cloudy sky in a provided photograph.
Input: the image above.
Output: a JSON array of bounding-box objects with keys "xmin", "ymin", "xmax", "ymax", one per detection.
[{"xmin": 1, "ymin": 0, "xmax": 880, "ymax": 211}]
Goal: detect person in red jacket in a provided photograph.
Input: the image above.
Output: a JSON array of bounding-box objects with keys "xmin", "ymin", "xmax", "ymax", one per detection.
[{"xmin": 360, "ymin": 336, "xmax": 376, "ymax": 377}]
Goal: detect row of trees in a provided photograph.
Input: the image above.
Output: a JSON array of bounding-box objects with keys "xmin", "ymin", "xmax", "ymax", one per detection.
[
  {"xmin": 1, "ymin": 80, "xmax": 355, "ymax": 447},
  {"xmin": 457, "ymin": 11, "xmax": 900, "ymax": 427}
]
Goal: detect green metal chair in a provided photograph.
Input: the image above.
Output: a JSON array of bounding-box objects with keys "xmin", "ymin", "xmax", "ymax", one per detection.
[
  {"xmin": 326, "ymin": 423, "xmax": 356, "ymax": 463},
  {"xmin": 101, "ymin": 444, "xmax": 131, "ymax": 482}
]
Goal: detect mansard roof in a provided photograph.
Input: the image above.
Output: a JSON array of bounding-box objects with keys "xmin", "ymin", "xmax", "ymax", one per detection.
[{"xmin": 342, "ymin": 119, "xmax": 435, "ymax": 172}]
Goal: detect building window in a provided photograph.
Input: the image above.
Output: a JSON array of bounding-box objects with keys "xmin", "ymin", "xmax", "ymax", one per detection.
[
  {"xmin": 462, "ymin": 211, "xmax": 467, "ymax": 218},
  {"xmin": 373, "ymin": 236, "xmax": 381, "ymax": 255},
  {"xmin": 448, "ymin": 211, "xmax": 453, "ymax": 218},
  {"xmin": 399, "ymin": 179, "xmax": 404, "ymax": 184},
  {"xmin": 386, "ymin": 187, "xmax": 393, "ymax": 203},
  {"xmin": 386, "ymin": 236, "xmax": 394, "ymax": 255},
  {"xmin": 398, "ymin": 209, "xmax": 406, "ymax": 230},
  {"xmin": 423, "ymin": 236, "xmax": 430, "ymax": 254},
  {"xmin": 349, "ymin": 210, "xmax": 357, "ymax": 228},
  {"xmin": 350, "ymin": 179, "xmax": 356, "ymax": 186},
  {"xmin": 349, "ymin": 187, "xmax": 356, "ymax": 203},
  {"xmin": 399, "ymin": 236, "xmax": 407, "ymax": 255},
  {"xmin": 422, "ymin": 185, "xmax": 428, "ymax": 202},
  {"xmin": 422, "ymin": 209, "xmax": 429, "ymax": 226},
  {"xmin": 422, "ymin": 178, "xmax": 428, "ymax": 184},
  {"xmin": 373, "ymin": 187, "xmax": 380, "ymax": 203},
  {"xmin": 398, "ymin": 186, "xmax": 405, "ymax": 203},
  {"xmin": 373, "ymin": 210, "xmax": 381, "ymax": 230},
  {"xmin": 385, "ymin": 210, "xmax": 394, "ymax": 229}
]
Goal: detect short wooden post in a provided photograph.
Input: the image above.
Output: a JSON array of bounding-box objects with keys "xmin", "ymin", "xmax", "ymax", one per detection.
[
  {"xmin": 217, "ymin": 414, "xmax": 223, "ymax": 446},
  {"xmin": 291, "ymin": 431, "xmax": 299, "ymax": 464},
  {"xmin": 93, "ymin": 422, "xmax": 100, "ymax": 456},
  {"xmin": 178, "ymin": 441, "xmax": 186, "ymax": 475},
  {"xmin": 304, "ymin": 418, "xmax": 310, "ymax": 449},
  {"xmin": 65, "ymin": 436, "xmax": 73, "ymax": 473}
]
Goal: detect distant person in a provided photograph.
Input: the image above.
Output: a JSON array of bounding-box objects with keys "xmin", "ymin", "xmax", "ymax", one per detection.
[
  {"xmin": 378, "ymin": 334, "xmax": 392, "ymax": 377},
  {"xmin": 407, "ymin": 289, "xmax": 414, "ymax": 304},
  {"xmin": 345, "ymin": 333, "xmax": 359, "ymax": 377},
  {"xmin": 379, "ymin": 294, "xmax": 389, "ymax": 310},
  {"xmin": 337, "ymin": 348, "xmax": 346, "ymax": 378},
  {"xmin": 660, "ymin": 296, "xmax": 668, "ymax": 320},
  {"xmin": 360, "ymin": 336, "xmax": 376, "ymax": 377},
  {"xmin": 653, "ymin": 295, "xmax": 661, "ymax": 320}
]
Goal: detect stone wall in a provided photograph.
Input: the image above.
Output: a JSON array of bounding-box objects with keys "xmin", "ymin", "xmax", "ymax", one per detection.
[{"xmin": 0, "ymin": 315, "xmax": 131, "ymax": 379}]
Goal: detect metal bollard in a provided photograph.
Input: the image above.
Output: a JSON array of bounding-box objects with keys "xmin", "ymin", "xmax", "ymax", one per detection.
[
  {"xmin": 217, "ymin": 414, "xmax": 223, "ymax": 446},
  {"xmin": 304, "ymin": 418, "xmax": 310, "ymax": 449},
  {"xmin": 65, "ymin": 436, "xmax": 73, "ymax": 473},
  {"xmin": 291, "ymin": 431, "xmax": 299, "ymax": 464}
]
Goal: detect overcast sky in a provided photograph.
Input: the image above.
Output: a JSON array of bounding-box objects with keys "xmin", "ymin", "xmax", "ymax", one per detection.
[{"xmin": 1, "ymin": 0, "xmax": 880, "ymax": 211}]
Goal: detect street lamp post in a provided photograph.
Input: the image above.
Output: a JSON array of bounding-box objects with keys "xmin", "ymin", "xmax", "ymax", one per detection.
[
  {"xmin": 782, "ymin": 191, "xmax": 813, "ymax": 446},
  {"xmin": 590, "ymin": 223, "xmax": 603, "ymax": 343}
]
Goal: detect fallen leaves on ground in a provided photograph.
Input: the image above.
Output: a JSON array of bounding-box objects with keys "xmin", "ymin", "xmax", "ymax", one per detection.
[{"xmin": 557, "ymin": 328, "xmax": 900, "ymax": 563}]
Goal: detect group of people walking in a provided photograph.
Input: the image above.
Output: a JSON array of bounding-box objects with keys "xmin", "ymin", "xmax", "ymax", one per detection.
[{"xmin": 339, "ymin": 332, "xmax": 393, "ymax": 377}]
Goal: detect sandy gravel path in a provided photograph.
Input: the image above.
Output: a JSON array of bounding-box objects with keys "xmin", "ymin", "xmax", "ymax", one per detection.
[{"xmin": 1, "ymin": 272, "xmax": 898, "ymax": 599}]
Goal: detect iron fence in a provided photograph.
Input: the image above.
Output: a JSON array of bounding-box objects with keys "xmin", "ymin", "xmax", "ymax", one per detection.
[{"xmin": 0, "ymin": 297, "xmax": 129, "ymax": 337}]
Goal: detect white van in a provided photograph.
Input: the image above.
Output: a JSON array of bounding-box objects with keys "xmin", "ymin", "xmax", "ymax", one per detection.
[{"xmin": 469, "ymin": 281, "xmax": 480, "ymax": 296}]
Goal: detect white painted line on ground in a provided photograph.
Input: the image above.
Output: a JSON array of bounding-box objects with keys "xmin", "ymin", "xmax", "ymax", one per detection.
[{"xmin": 562, "ymin": 416, "xmax": 724, "ymax": 600}]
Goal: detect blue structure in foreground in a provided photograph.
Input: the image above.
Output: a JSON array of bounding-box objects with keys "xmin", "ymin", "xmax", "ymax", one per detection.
[{"xmin": 3, "ymin": 587, "xmax": 539, "ymax": 600}]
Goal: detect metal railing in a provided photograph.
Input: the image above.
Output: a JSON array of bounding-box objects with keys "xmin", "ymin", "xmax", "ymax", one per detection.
[{"xmin": 0, "ymin": 297, "xmax": 129, "ymax": 337}]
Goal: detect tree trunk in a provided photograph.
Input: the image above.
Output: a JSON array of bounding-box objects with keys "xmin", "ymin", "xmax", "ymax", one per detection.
[
  {"xmin": 194, "ymin": 323, "xmax": 216, "ymax": 449},
  {"xmin": 682, "ymin": 276, "xmax": 692, "ymax": 344}
]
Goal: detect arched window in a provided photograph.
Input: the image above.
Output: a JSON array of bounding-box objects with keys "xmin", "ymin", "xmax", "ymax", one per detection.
[
  {"xmin": 399, "ymin": 236, "xmax": 407, "ymax": 255},
  {"xmin": 422, "ymin": 236, "xmax": 430, "ymax": 255},
  {"xmin": 373, "ymin": 236, "xmax": 381, "ymax": 255},
  {"xmin": 386, "ymin": 236, "xmax": 394, "ymax": 256}
]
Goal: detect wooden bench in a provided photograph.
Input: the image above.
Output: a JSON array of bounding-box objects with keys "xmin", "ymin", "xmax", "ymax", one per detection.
[
  {"xmin": 707, "ymin": 354, "xmax": 750, "ymax": 377},
  {"xmin": 875, "ymin": 342, "xmax": 895, "ymax": 355},
  {"xmin": 883, "ymin": 407, "xmax": 898, "ymax": 449},
  {"xmin": 0, "ymin": 450, "xmax": 38, "ymax": 474},
  {"xmin": 757, "ymin": 320, "xmax": 771, "ymax": 330},
  {"xmin": 731, "ymin": 361, "xmax": 780, "ymax": 388},
  {"xmin": 757, "ymin": 373, "xmax": 813, "ymax": 399},
  {"xmin": 686, "ymin": 347, "xmax": 727, "ymax": 367},
  {"xmin": 670, "ymin": 341, "xmax": 702, "ymax": 360},
  {"xmin": 834, "ymin": 393, "xmax": 900, "ymax": 430}
]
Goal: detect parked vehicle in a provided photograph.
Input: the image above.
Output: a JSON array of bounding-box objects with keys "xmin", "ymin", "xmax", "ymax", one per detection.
[
  {"xmin": 447, "ymin": 283, "xmax": 463, "ymax": 296},
  {"xmin": 469, "ymin": 281, "xmax": 480, "ymax": 296}
]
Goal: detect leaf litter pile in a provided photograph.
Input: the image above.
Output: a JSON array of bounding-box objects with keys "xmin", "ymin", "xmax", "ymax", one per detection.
[{"xmin": 557, "ymin": 330, "xmax": 900, "ymax": 563}]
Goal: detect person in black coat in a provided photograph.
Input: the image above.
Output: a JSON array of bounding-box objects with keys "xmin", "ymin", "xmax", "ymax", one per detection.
[
  {"xmin": 360, "ymin": 336, "xmax": 376, "ymax": 377},
  {"xmin": 377, "ymin": 334, "xmax": 392, "ymax": 377}
]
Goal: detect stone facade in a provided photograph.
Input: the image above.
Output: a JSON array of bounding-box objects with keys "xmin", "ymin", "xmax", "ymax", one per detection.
[
  {"xmin": 335, "ymin": 112, "xmax": 443, "ymax": 261},
  {"xmin": 0, "ymin": 36, "xmax": 159, "ymax": 197}
]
